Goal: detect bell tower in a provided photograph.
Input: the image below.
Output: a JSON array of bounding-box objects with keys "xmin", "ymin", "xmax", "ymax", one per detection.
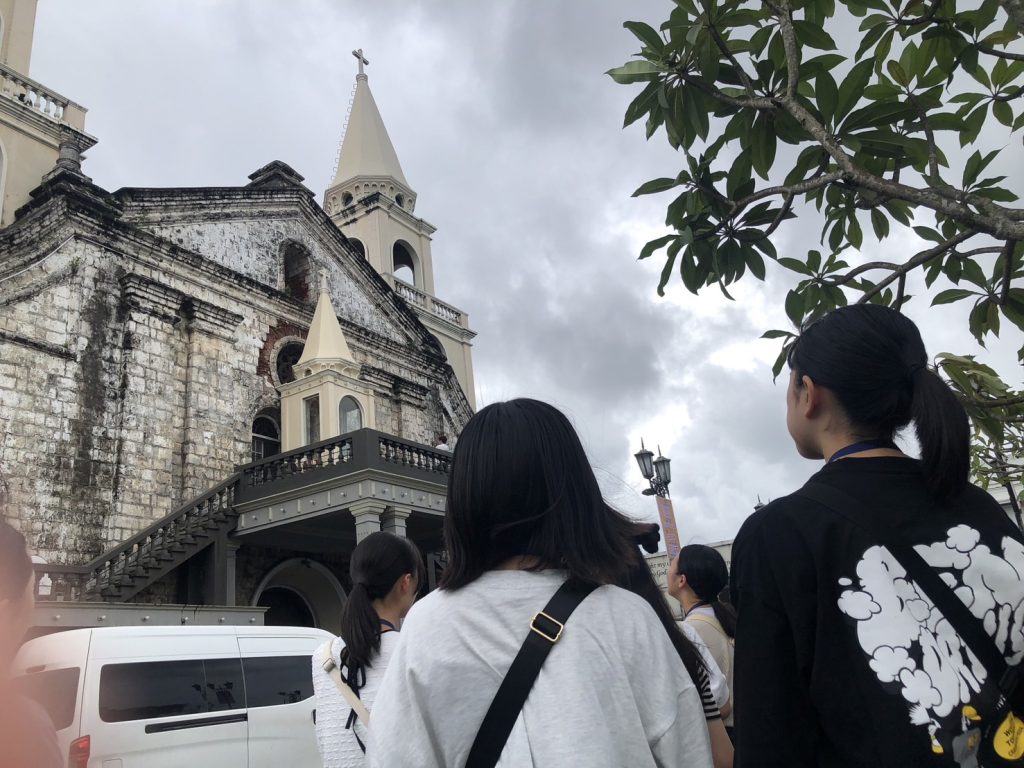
[
  {"xmin": 0, "ymin": 0, "xmax": 96, "ymax": 225},
  {"xmin": 324, "ymin": 50, "xmax": 477, "ymax": 408}
]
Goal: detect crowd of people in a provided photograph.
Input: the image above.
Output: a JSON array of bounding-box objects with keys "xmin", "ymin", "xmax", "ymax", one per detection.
[
  {"xmin": 311, "ymin": 304, "xmax": 1024, "ymax": 768},
  {"xmin": 2, "ymin": 303, "xmax": 1022, "ymax": 767}
]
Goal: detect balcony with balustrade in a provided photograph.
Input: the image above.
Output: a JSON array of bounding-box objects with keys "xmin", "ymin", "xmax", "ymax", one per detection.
[
  {"xmin": 392, "ymin": 278, "xmax": 470, "ymax": 330},
  {"xmin": 0, "ymin": 62, "xmax": 88, "ymax": 132},
  {"xmin": 32, "ymin": 429, "xmax": 452, "ymax": 610}
]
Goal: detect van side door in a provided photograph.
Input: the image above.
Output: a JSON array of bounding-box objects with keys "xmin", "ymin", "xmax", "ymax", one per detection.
[
  {"xmin": 82, "ymin": 630, "xmax": 248, "ymax": 767},
  {"xmin": 238, "ymin": 633, "xmax": 322, "ymax": 768}
]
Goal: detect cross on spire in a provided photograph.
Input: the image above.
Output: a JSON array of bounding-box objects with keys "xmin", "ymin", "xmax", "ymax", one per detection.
[{"xmin": 352, "ymin": 48, "xmax": 369, "ymax": 76}]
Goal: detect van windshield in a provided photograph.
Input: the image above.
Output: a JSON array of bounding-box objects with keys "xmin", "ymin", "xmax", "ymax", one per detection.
[{"xmin": 15, "ymin": 667, "xmax": 80, "ymax": 731}]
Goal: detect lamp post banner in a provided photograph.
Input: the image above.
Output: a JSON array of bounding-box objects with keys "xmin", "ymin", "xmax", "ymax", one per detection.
[{"xmin": 656, "ymin": 496, "xmax": 681, "ymax": 558}]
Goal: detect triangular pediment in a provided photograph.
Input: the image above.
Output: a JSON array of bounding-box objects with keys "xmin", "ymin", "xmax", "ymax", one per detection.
[{"xmin": 112, "ymin": 181, "xmax": 445, "ymax": 357}]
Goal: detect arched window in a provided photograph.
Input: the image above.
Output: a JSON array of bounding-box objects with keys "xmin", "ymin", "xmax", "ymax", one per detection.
[
  {"xmin": 282, "ymin": 242, "xmax": 312, "ymax": 301},
  {"xmin": 340, "ymin": 396, "xmax": 363, "ymax": 434},
  {"xmin": 342, "ymin": 191, "xmax": 353, "ymax": 206},
  {"xmin": 393, "ymin": 241, "xmax": 416, "ymax": 286},
  {"xmin": 395, "ymin": 193, "xmax": 405, "ymax": 208},
  {"xmin": 348, "ymin": 237, "xmax": 366, "ymax": 259},
  {"xmin": 251, "ymin": 410, "xmax": 281, "ymax": 461},
  {"xmin": 275, "ymin": 341, "xmax": 305, "ymax": 385}
]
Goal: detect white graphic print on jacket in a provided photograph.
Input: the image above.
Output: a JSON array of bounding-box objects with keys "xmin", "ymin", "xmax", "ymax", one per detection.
[{"xmin": 837, "ymin": 524, "xmax": 1024, "ymax": 759}]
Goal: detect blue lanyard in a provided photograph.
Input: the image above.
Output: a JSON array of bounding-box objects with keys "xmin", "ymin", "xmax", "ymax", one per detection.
[
  {"xmin": 379, "ymin": 618, "xmax": 398, "ymax": 632},
  {"xmin": 828, "ymin": 439, "xmax": 896, "ymax": 463}
]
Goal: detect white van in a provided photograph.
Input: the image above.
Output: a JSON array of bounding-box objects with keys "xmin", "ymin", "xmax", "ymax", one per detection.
[{"xmin": 14, "ymin": 625, "xmax": 333, "ymax": 768}]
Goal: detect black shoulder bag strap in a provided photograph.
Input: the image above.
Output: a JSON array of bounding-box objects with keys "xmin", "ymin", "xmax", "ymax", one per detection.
[
  {"xmin": 797, "ymin": 482, "xmax": 1017, "ymax": 701},
  {"xmin": 464, "ymin": 578, "xmax": 599, "ymax": 768}
]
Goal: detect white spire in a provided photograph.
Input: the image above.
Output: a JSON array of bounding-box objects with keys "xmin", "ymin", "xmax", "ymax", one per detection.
[
  {"xmin": 297, "ymin": 274, "xmax": 356, "ymax": 366},
  {"xmin": 330, "ymin": 51, "xmax": 409, "ymax": 188}
]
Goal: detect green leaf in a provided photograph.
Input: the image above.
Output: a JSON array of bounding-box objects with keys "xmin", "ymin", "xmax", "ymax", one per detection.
[
  {"xmin": 744, "ymin": 247, "xmax": 766, "ymax": 280},
  {"xmin": 974, "ymin": 187, "xmax": 1019, "ymax": 203},
  {"xmin": 623, "ymin": 81, "xmax": 659, "ymax": 128},
  {"xmin": 727, "ymin": 152, "xmax": 753, "ymax": 198},
  {"xmin": 870, "ymin": 208, "xmax": 890, "ymax": 239},
  {"xmin": 835, "ymin": 59, "xmax": 873, "ymax": 122},
  {"xmin": 932, "ymin": 289, "xmax": 978, "ymax": 306},
  {"xmin": 992, "ymin": 99, "xmax": 1014, "ymax": 127},
  {"xmin": 632, "ymin": 177, "xmax": 679, "ymax": 197},
  {"xmin": 962, "ymin": 149, "xmax": 1000, "ymax": 188},
  {"xmin": 606, "ymin": 60, "xmax": 661, "ymax": 84},
  {"xmin": 778, "ymin": 257, "xmax": 812, "ymax": 275},
  {"xmin": 750, "ymin": 116, "xmax": 777, "ymax": 180},
  {"xmin": 817, "ymin": 70, "xmax": 839, "ymax": 125},
  {"xmin": 761, "ymin": 329, "xmax": 794, "ymax": 340},
  {"xmin": 792, "ymin": 19, "xmax": 837, "ymax": 50},
  {"xmin": 785, "ymin": 289, "xmax": 806, "ymax": 327},
  {"xmin": 639, "ymin": 234, "xmax": 676, "ymax": 260},
  {"xmin": 624, "ymin": 21, "xmax": 665, "ymax": 52},
  {"xmin": 840, "ymin": 101, "xmax": 917, "ymax": 133}
]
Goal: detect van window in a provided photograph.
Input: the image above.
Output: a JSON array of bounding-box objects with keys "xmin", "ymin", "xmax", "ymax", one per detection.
[
  {"xmin": 99, "ymin": 658, "xmax": 244, "ymax": 722},
  {"xmin": 242, "ymin": 655, "xmax": 314, "ymax": 708},
  {"xmin": 16, "ymin": 667, "xmax": 80, "ymax": 730}
]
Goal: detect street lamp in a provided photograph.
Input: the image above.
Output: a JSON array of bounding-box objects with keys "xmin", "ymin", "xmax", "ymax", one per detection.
[{"xmin": 635, "ymin": 439, "xmax": 671, "ymax": 498}]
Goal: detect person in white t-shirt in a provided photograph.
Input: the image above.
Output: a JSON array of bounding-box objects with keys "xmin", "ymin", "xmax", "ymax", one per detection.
[
  {"xmin": 312, "ymin": 531, "xmax": 423, "ymax": 768},
  {"xmin": 367, "ymin": 398, "xmax": 713, "ymax": 768}
]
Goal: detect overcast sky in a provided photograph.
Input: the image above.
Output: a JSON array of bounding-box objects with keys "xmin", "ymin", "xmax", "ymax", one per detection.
[{"xmin": 30, "ymin": 1, "xmax": 1023, "ymax": 545}]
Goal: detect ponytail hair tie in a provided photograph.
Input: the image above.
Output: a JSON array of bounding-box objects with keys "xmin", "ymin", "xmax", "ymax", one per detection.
[{"xmin": 905, "ymin": 362, "xmax": 926, "ymax": 382}]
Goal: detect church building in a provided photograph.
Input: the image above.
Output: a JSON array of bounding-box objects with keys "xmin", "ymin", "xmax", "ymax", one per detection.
[{"xmin": 0, "ymin": 0, "xmax": 476, "ymax": 634}]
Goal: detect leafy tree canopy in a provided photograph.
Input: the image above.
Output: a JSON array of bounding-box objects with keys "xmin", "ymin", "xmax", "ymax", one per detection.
[{"xmin": 609, "ymin": 0, "xmax": 1024, "ymax": 523}]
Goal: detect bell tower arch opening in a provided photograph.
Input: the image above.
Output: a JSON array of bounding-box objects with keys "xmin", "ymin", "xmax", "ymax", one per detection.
[{"xmin": 393, "ymin": 240, "xmax": 418, "ymax": 288}]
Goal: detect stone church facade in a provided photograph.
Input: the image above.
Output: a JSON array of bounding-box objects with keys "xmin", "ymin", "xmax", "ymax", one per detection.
[{"xmin": 0, "ymin": 2, "xmax": 475, "ymax": 632}]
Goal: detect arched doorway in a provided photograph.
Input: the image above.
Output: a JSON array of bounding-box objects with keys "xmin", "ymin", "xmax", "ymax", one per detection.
[
  {"xmin": 251, "ymin": 558, "xmax": 347, "ymax": 633},
  {"xmin": 256, "ymin": 586, "xmax": 315, "ymax": 627}
]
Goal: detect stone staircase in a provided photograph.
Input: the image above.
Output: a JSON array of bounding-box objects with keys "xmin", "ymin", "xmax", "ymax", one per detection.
[{"xmin": 36, "ymin": 474, "xmax": 240, "ymax": 603}]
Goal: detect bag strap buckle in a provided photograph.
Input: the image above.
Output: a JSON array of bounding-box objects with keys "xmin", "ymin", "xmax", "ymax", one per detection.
[{"xmin": 530, "ymin": 610, "xmax": 564, "ymax": 643}]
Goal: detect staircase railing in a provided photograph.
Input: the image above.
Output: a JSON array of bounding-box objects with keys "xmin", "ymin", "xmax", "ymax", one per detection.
[{"xmin": 34, "ymin": 474, "xmax": 241, "ymax": 602}]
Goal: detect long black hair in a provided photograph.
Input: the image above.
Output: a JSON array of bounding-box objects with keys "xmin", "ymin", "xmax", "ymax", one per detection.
[
  {"xmin": 439, "ymin": 399, "xmax": 638, "ymax": 590},
  {"xmin": 623, "ymin": 528, "xmax": 707, "ymax": 686},
  {"xmin": 339, "ymin": 532, "xmax": 425, "ymax": 690},
  {"xmin": 788, "ymin": 304, "xmax": 969, "ymax": 499},
  {"xmin": 675, "ymin": 544, "xmax": 736, "ymax": 638}
]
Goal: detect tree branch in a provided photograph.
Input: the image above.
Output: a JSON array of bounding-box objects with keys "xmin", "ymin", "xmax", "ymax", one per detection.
[
  {"xmin": 977, "ymin": 42, "xmax": 1024, "ymax": 62},
  {"xmin": 677, "ymin": 72, "xmax": 775, "ymax": 110},
  {"xmin": 1000, "ymin": 239, "xmax": 1016, "ymax": 304},
  {"xmin": 892, "ymin": 0, "xmax": 943, "ymax": 25},
  {"xmin": 856, "ymin": 231, "xmax": 976, "ymax": 302},
  {"xmin": 775, "ymin": 92, "xmax": 1024, "ymax": 238},
  {"xmin": 772, "ymin": 2, "xmax": 801, "ymax": 99},
  {"xmin": 708, "ymin": 24, "xmax": 759, "ymax": 99},
  {"xmin": 993, "ymin": 85, "xmax": 1024, "ymax": 102}
]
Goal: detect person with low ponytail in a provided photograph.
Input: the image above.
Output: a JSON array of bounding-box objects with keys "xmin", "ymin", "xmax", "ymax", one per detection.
[
  {"xmin": 312, "ymin": 532, "xmax": 424, "ymax": 768},
  {"xmin": 730, "ymin": 304, "xmax": 1024, "ymax": 767},
  {"xmin": 669, "ymin": 545, "xmax": 736, "ymax": 734}
]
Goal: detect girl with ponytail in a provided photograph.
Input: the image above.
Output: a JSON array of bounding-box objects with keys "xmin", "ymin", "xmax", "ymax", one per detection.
[
  {"xmin": 669, "ymin": 545, "xmax": 736, "ymax": 732},
  {"xmin": 312, "ymin": 532, "xmax": 424, "ymax": 768},
  {"xmin": 730, "ymin": 304, "xmax": 1024, "ymax": 767}
]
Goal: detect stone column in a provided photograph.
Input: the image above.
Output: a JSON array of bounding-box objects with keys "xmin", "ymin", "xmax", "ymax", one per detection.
[
  {"xmin": 381, "ymin": 508, "xmax": 411, "ymax": 538},
  {"xmin": 224, "ymin": 541, "xmax": 239, "ymax": 607},
  {"xmin": 350, "ymin": 500, "xmax": 384, "ymax": 543}
]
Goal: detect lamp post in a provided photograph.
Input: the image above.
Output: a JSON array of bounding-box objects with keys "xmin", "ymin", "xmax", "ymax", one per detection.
[{"xmin": 634, "ymin": 439, "xmax": 671, "ymax": 498}]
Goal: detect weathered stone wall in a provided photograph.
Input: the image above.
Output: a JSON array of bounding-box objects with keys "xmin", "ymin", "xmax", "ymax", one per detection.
[{"xmin": 0, "ymin": 175, "xmax": 471, "ymax": 569}]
